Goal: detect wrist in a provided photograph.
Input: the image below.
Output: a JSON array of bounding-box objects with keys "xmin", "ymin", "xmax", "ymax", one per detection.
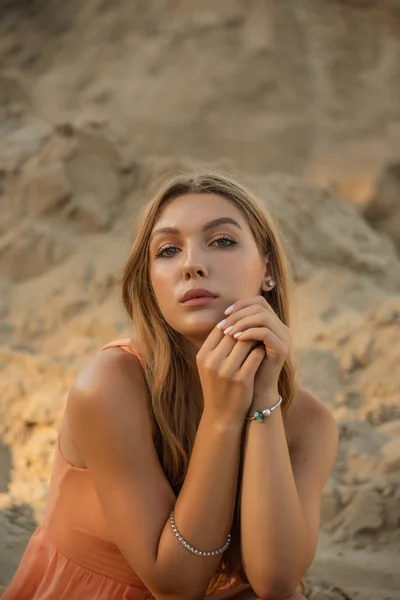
[
  {"xmin": 249, "ymin": 389, "xmax": 280, "ymax": 413},
  {"xmin": 201, "ymin": 409, "xmax": 245, "ymax": 434},
  {"xmin": 246, "ymin": 394, "xmax": 282, "ymax": 425}
]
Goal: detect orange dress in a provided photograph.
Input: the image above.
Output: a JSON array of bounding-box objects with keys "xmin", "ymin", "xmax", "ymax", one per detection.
[{"xmin": 2, "ymin": 340, "xmax": 250, "ymax": 600}]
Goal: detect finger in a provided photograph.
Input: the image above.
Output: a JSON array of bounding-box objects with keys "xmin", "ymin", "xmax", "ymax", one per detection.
[
  {"xmin": 200, "ymin": 324, "xmax": 258, "ymax": 367},
  {"xmin": 220, "ymin": 338, "xmax": 264, "ymax": 373},
  {"xmin": 233, "ymin": 328, "xmax": 289, "ymax": 359},
  {"xmin": 217, "ymin": 305, "xmax": 260, "ymax": 333},
  {"xmin": 238, "ymin": 345, "xmax": 266, "ymax": 380},
  {"xmin": 209, "ymin": 329, "xmax": 240, "ymax": 363},
  {"xmin": 223, "ymin": 304, "xmax": 263, "ymax": 322},
  {"xmin": 197, "ymin": 322, "xmax": 228, "ymax": 357},
  {"xmin": 224, "ymin": 312, "xmax": 288, "ymax": 342},
  {"xmin": 223, "ymin": 297, "xmax": 290, "ymax": 341},
  {"xmin": 226, "ymin": 295, "xmax": 276, "ymax": 317},
  {"xmin": 217, "ymin": 304, "xmax": 263, "ymax": 331}
]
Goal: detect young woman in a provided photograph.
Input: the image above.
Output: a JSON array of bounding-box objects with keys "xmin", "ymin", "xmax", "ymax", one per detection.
[{"xmin": 3, "ymin": 170, "xmax": 339, "ymax": 600}]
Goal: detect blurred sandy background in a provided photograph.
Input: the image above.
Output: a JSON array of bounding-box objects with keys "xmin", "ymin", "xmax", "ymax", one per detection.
[{"xmin": 0, "ymin": 2, "xmax": 400, "ymax": 598}]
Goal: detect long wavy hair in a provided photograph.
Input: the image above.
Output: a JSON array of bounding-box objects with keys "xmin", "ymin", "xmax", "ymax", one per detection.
[{"xmin": 121, "ymin": 168, "xmax": 305, "ymax": 595}]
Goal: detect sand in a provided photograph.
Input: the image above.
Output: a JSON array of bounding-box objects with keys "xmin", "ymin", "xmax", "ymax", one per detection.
[{"xmin": 0, "ymin": 2, "xmax": 399, "ymax": 598}]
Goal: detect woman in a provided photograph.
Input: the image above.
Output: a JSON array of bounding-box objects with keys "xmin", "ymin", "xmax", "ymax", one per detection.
[{"xmin": 3, "ymin": 170, "xmax": 339, "ymax": 600}]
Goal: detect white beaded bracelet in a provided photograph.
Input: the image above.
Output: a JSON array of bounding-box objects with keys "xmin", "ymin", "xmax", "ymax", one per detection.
[
  {"xmin": 246, "ymin": 394, "xmax": 283, "ymax": 422},
  {"xmin": 169, "ymin": 510, "xmax": 231, "ymax": 557}
]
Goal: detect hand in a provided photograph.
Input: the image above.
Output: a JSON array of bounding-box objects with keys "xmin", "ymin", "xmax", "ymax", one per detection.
[
  {"xmin": 196, "ymin": 322, "xmax": 267, "ymax": 426},
  {"xmin": 216, "ymin": 295, "xmax": 292, "ymax": 404}
]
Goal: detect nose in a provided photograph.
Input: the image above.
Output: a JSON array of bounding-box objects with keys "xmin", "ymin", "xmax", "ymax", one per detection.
[
  {"xmin": 182, "ymin": 248, "xmax": 208, "ymax": 280},
  {"xmin": 183, "ymin": 264, "xmax": 207, "ymax": 280}
]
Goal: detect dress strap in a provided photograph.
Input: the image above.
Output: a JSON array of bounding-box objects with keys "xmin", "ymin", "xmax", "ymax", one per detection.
[{"xmin": 98, "ymin": 339, "xmax": 146, "ymax": 369}]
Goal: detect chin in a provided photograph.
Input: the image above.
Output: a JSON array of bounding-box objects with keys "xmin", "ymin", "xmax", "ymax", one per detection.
[{"xmin": 178, "ymin": 322, "xmax": 216, "ymax": 343}]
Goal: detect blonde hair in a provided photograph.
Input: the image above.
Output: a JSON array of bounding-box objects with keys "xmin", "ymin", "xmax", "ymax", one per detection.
[{"xmin": 122, "ymin": 169, "xmax": 305, "ymax": 595}]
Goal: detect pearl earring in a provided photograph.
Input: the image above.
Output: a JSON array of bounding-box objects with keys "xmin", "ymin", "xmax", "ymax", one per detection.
[{"xmin": 266, "ymin": 279, "xmax": 275, "ymax": 288}]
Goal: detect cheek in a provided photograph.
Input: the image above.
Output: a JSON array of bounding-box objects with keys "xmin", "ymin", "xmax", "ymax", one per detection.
[
  {"xmin": 235, "ymin": 261, "xmax": 265, "ymax": 294},
  {"xmin": 150, "ymin": 265, "xmax": 175, "ymax": 308},
  {"xmin": 229, "ymin": 256, "xmax": 260, "ymax": 280},
  {"xmin": 151, "ymin": 263, "xmax": 172, "ymax": 290}
]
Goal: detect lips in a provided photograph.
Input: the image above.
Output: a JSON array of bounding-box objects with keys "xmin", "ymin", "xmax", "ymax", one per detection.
[{"xmin": 180, "ymin": 288, "xmax": 218, "ymax": 303}]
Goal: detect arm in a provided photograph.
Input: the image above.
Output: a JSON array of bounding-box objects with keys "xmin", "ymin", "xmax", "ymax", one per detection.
[
  {"xmin": 67, "ymin": 347, "xmax": 244, "ymax": 600},
  {"xmin": 239, "ymin": 388, "xmax": 339, "ymax": 599}
]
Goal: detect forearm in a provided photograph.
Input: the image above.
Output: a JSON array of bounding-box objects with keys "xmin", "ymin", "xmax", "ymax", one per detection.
[
  {"xmin": 156, "ymin": 411, "xmax": 243, "ymax": 599},
  {"xmin": 240, "ymin": 395, "xmax": 308, "ymax": 597}
]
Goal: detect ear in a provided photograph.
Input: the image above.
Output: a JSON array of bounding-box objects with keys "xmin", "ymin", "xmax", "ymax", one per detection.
[
  {"xmin": 260, "ymin": 257, "xmax": 276, "ymax": 293},
  {"xmin": 260, "ymin": 277, "xmax": 276, "ymax": 293}
]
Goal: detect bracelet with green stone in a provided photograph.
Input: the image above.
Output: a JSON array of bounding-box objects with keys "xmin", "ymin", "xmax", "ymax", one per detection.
[{"xmin": 245, "ymin": 394, "xmax": 283, "ymax": 422}]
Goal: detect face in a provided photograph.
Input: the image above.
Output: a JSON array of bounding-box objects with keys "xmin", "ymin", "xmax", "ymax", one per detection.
[{"xmin": 149, "ymin": 193, "xmax": 269, "ymax": 352}]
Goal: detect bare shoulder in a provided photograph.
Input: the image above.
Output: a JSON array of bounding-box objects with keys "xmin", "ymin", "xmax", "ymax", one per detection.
[
  {"xmin": 60, "ymin": 347, "xmax": 179, "ymax": 596},
  {"xmin": 64, "ymin": 346, "xmax": 156, "ymax": 455},
  {"xmin": 286, "ymin": 386, "xmax": 339, "ymax": 455},
  {"xmin": 73, "ymin": 346, "xmax": 148, "ymax": 398}
]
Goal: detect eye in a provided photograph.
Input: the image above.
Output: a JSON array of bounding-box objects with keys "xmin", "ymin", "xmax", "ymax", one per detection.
[
  {"xmin": 211, "ymin": 235, "xmax": 237, "ymax": 248},
  {"xmin": 155, "ymin": 244, "xmax": 178, "ymax": 258},
  {"xmin": 155, "ymin": 236, "xmax": 237, "ymax": 259}
]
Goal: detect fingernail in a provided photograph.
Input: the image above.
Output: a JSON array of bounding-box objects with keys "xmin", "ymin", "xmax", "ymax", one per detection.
[
  {"xmin": 224, "ymin": 304, "xmax": 235, "ymax": 316},
  {"xmin": 216, "ymin": 319, "xmax": 227, "ymax": 329},
  {"xmin": 233, "ymin": 331, "xmax": 243, "ymax": 338},
  {"xmin": 224, "ymin": 326, "xmax": 234, "ymax": 335}
]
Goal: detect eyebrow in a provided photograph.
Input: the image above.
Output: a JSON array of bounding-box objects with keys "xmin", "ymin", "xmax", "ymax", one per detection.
[{"xmin": 150, "ymin": 217, "xmax": 243, "ymax": 243}]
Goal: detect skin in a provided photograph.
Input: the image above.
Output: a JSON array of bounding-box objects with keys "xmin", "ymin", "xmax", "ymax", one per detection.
[
  {"xmin": 59, "ymin": 191, "xmax": 334, "ymax": 598},
  {"xmin": 149, "ymin": 193, "xmax": 307, "ymax": 599},
  {"xmin": 149, "ymin": 192, "xmax": 273, "ymax": 357},
  {"xmin": 206, "ymin": 584, "xmax": 307, "ymax": 599}
]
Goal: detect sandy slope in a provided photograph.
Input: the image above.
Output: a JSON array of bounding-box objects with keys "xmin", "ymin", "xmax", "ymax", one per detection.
[{"xmin": 0, "ymin": 2, "xmax": 400, "ymax": 598}]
